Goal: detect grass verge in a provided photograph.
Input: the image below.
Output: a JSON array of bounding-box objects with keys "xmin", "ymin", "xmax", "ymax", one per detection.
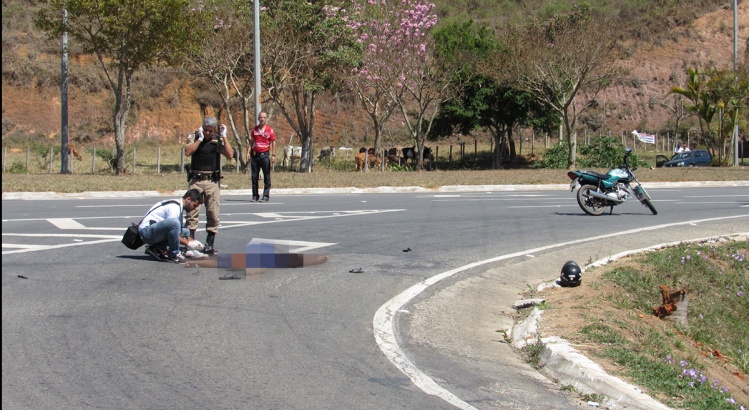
[
  {"xmin": 1, "ymin": 167, "xmax": 748, "ymax": 193},
  {"xmin": 537, "ymin": 239, "xmax": 749, "ymax": 410}
]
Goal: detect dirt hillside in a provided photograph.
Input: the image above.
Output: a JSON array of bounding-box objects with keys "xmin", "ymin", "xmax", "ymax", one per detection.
[{"xmin": 1, "ymin": 3, "xmax": 747, "ymax": 149}]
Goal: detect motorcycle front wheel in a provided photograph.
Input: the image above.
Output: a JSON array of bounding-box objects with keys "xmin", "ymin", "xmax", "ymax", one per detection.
[
  {"xmin": 576, "ymin": 184, "xmax": 608, "ymax": 216},
  {"xmin": 643, "ymin": 199, "xmax": 658, "ymax": 215}
]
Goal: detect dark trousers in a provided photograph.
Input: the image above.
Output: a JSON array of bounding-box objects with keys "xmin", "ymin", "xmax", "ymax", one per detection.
[{"xmin": 251, "ymin": 152, "xmax": 272, "ymax": 199}]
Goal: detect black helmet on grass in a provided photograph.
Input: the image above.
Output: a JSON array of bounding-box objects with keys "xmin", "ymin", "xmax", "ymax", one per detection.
[{"xmin": 559, "ymin": 261, "xmax": 582, "ymax": 287}]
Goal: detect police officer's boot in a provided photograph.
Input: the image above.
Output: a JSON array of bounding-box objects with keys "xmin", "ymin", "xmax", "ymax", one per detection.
[{"xmin": 204, "ymin": 232, "xmax": 216, "ymax": 255}]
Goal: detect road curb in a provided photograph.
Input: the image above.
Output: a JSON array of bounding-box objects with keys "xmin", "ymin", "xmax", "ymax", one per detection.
[
  {"xmin": 2, "ymin": 181, "xmax": 747, "ymax": 200},
  {"xmin": 512, "ymin": 310, "xmax": 670, "ymax": 410}
]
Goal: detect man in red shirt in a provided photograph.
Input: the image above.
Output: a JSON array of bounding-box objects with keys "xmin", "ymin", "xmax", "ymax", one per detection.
[{"xmin": 247, "ymin": 112, "xmax": 277, "ymax": 202}]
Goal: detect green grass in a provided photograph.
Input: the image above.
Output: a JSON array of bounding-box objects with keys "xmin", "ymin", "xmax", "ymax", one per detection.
[{"xmin": 584, "ymin": 241, "xmax": 749, "ymax": 410}]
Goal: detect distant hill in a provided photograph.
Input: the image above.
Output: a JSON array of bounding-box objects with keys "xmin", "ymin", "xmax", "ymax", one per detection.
[{"xmin": 1, "ymin": 0, "xmax": 747, "ymax": 150}]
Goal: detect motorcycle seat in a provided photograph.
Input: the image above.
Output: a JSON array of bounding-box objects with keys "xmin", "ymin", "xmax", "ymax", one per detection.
[{"xmin": 581, "ymin": 170, "xmax": 611, "ymax": 180}]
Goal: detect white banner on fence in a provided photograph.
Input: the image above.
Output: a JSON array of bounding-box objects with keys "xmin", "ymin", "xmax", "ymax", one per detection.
[{"xmin": 632, "ymin": 130, "xmax": 656, "ymax": 144}]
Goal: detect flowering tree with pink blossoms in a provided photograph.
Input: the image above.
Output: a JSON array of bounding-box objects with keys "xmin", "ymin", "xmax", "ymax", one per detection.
[
  {"xmin": 343, "ymin": 0, "xmax": 402, "ymax": 162},
  {"xmin": 348, "ymin": 0, "xmax": 455, "ymax": 170}
]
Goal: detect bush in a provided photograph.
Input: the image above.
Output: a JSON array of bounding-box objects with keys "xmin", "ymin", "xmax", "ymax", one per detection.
[
  {"xmin": 533, "ymin": 137, "xmax": 649, "ymax": 169},
  {"xmin": 533, "ymin": 142, "xmax": 569, "ymax": 169},
  {"xmin": 578, "ymin": 136, "xmax": 629, "ymax": 168},
  {"xmin": 5, "ymin": 162, "xmax": 27, "ymax": 173},
  {"xmin": 325, "ymin": 158, "xmax": 356, "ymax": 172}
]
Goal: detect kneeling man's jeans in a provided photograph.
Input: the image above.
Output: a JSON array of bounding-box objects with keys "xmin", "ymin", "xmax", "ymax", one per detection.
[{"xmin": 140, "ymin": 219, "xmax": 189, "ymax": 253}]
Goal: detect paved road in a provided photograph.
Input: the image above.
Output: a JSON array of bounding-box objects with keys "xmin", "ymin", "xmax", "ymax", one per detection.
[{"xmin": 2, "ymin": 184, "xmax": 747, "ymax": 409}]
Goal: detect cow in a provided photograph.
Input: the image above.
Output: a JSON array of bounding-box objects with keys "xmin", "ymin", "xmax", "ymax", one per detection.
[
  {"xmin": 402, "ymin": 146, "xmax": 432, "ymax": 169},
  {"xmin": 355, "ymin": 151, "xmax": 366, "ymax": 171},
  {"xmin": 318, "ymin": 146, "xmax": 336, "ymax": 161},
  {"xmin": 385, "ymin": 147, "xmax": 403, "ymax": 167},
  {"xmin": 282, "ymin": 145, "xmax": 302, "ymax": 168},
  {"xmin": 67, "ymin": 143, "xmax": 83, "ymax": 161},
  {"xmin": 355, "ymin": 148, "xmax": 382, "ymax": 171}
]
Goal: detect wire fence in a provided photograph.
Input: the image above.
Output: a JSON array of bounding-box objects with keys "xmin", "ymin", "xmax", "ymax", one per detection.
[{"xmin": 2, "ymin": 131, "xmax": 700, "ymax": 175}]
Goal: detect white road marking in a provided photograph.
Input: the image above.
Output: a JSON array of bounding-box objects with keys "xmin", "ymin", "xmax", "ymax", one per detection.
[
  {"xmin": 2, "ymin": 238, "xmax": 123, "ymax": 255},
  {"xmin": 3, "ymin": 233, "xmax": 121, "ymax": 238},
  {"xmin": 3, "ymin": 216, "xmax": 136, "ymax": 222},
  {"xmin": 507, "ymin": 204, "xmax": 580, "ymax": 208},
  {"xmin": 2, "ymin": 209, "xmax": 403, "ymax": 254},
  {"xmin": 675, "ymin": 201, "xmax": 747, "ymax": 204},
  {"xmin": 246, "ymin": 238, "xmax": 335, "ymax": 253},
  {"xmin": 373, "ymin": 215, "xmax": 747, "ymax": 410},
  {"xmin": 2, "ymin": 244, "xmax": 49, "ymax": 250},
  {"xmin": 76, "ymin": 204, "xmax": 145, "ymax": 208},
  {"xmin": 684, "ymin": 195, "xmax": 748, "ymax": 198}
]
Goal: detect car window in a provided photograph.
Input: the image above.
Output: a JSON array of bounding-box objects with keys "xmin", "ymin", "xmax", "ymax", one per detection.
[{"xmin": 675, "ymin": 153, "xmax": 690, "ymax": 159}]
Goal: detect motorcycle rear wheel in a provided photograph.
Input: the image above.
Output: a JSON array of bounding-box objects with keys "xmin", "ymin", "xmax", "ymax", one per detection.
[{"xmin": 577, "ymin": 184, "xmax": 608, "ymax": 216}]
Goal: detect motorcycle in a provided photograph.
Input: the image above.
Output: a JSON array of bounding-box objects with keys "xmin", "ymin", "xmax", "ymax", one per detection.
[{"xmin": 567, "ymin": 148, "xmax": 657, "ymax": 216}]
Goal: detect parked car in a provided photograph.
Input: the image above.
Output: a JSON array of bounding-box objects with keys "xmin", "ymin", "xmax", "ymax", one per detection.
[
  {"xmin": 655, "ymin": 154, "xmax": 671, "ymax": 168},
  {"xmin": 662, "ymin": 150, "xmax": 712, "ymax": 167}
]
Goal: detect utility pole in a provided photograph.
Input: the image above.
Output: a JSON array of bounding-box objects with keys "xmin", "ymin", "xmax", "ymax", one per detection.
[
  {"xmin": 60, "ymin": 1, "xmax": 70, "ymax": 173},
  {"xmin": 732, "ymin": 0, "xmax": 739, "ymax": 166},
  {"xmin": 253, "ymin": 0, "xmax": 261, "ymax": 124}
]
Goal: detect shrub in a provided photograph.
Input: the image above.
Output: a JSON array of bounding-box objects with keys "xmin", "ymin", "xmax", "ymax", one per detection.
[
  {"xmin": 5, "ymin": 162, "xmax": 27, "ymax": 173},
  {"xmin": 578, "ymin": 136, "xmax": 628, "ymax": 168},
  {"xmin": 533, "ymin": 142, "xmax": 569, "ymax": 169}
]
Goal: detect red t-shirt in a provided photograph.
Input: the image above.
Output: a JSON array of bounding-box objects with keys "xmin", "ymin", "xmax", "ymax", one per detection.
[{"xmin": 252, "ymin": 125, "xmax": 276, "ymax": 154}]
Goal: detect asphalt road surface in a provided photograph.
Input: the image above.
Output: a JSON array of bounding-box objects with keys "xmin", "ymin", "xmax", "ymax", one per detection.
[{"xmin": 2, "ymin": 184, "xmax": 747, "ymax": 409}]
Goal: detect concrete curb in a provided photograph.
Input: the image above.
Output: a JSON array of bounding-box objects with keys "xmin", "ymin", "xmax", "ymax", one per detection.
[
  {"xmin": 538, "ymin": 336, "xmax": 671, "ymax": 410},
  {"xmin": 512, "ymin": 310, "xmax": 670, "ymax": 410},
  {"xmin": 2, "ymin": 180, "xmax": 747, "ymax": 200}
]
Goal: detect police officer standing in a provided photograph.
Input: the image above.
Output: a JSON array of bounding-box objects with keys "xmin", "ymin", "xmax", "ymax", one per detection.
[{"xmin": 185, "ymin": 116, "xmax": 234, "ymax": 255}]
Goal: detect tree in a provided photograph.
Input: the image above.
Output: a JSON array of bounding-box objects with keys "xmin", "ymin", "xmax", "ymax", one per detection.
[
  {"xmin": 36, "ymin": 0, "xmax": 204, "ymax": 175},
  {"xmin": 381, "ymin": 0, "xmax": 452, "ymax": 171},
  {"xmin": 498, "ymin": 3, "xmax": 620, "ymax": 169},
  {"xmin": 345, "ymin": 0, "xmax": 404, "ymax": 163},
  {"xmin": 260, "ymin": 0, "xmax": 361, "ymax": 173},
  {"xmin": 186, "ymin": 0, "xmax": 258, "ymax": 172},
  {"xmin": 671, "ymin": 66, "xmax": 747, "ymax": 164},
  {"xmin": 432, "ymin": 20, "xmax": 555, "ymax": 169}
]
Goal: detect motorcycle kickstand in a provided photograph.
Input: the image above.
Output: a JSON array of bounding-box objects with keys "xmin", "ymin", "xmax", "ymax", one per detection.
[{"xmin": 609, "ymin": 206, "xmax": 614, "ymax": 215}]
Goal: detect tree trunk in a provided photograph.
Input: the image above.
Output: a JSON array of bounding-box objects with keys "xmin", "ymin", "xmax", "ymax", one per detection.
[
  {"xmin": 113, "ymin": 76, "xmax": 131, "ymax": 176},
  {"xmin": 507, "ymin": 127, "xmax": 517, "ymax": 163},
  {"xmin": 564, "ymin": 110, "xmax": 577, "ymax": 169},
  {"xmin": 492, "ymin": 132, "xmax": 502, "ymax": 169}
]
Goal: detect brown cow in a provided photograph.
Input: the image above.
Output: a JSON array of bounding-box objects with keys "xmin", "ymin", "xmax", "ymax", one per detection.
[
  {"xmin": 355, "ymin": 148, "xmax": 382, "ymax": 171},
  {"xmin": 68, "ymin": 143, "xmax": 83, "ymax": 161}
]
